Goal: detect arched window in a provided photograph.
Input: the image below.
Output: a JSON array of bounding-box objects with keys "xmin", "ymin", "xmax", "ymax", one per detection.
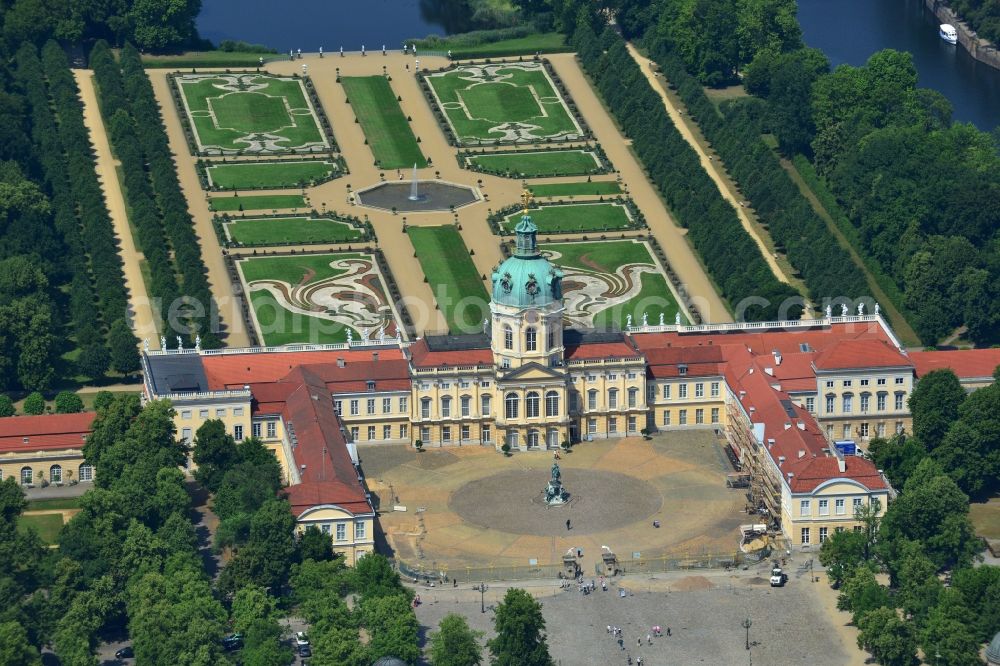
[
  {"xmin": 440, "ymin": 396, "xmax": 452, "ymax": 418},
  {"xmin": 481, "ymin": 394, "xmax": 492, "ymax": 416},
  {"xmin": 78, "ymin": 464, "xmax": 94, "ymax": 482},
  {"xmin": 421, "ymin": 397, "xmax": 432, "ymax": 419},
  {"xmin": 608, "ymin": 388, "xmax": 619, "ymax": 409},
  {"xmin": 587, "ymin": 389, "xmax": 598, "ymax": 410},
  {"xmin": 503, "ymin": 325, "xmax": 513, "ymax": 350},
  {"xmin": 525, "ymin": 327, "xmax": 537, "ymax": 351},
  {"xmin": 49, "ymin": 464, "xmax": 62, "ymax": 484},
  {"xmin": 527, "ymin": 429, "xmax": 540, "ymax": 448},
  {"xmin": 860, "ymin": 392, "xmax": 870, "ymax": 413},
  {"xmin": 20, "ymin": 466, "xmax": 32, "ymax": 485},
  {"xmin": 505, "ymin": 392, "xmax": 519, "ymax": 419},
  {"xmin": 526, "ymin": 391, "xmax": 540, "ymax": 418},
  {"xmin": 545, "ymin": 391, "xmax": 559, "ymax": 417}
]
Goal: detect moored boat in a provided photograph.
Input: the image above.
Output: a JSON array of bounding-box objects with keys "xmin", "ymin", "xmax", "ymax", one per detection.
[{"xmin": 940, "ymin": 23, "xmax": 958, "ymax": 44}]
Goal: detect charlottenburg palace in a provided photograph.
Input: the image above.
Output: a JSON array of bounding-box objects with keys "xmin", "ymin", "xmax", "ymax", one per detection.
[{"xmin": 3, "ymin": 215, "xmax": 999, "ymax": 562}]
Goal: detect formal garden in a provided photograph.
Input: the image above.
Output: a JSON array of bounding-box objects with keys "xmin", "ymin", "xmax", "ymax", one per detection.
[
  {"xmin": 235, "ymin": 252, "xmax": 403, "ymax": 345},
  {"xmin": 173, "ymin": 72, "xmax": 332, "ymax": 153},
  {"xmin": 495, "ymin": 201, "xmax": 642, "ymax": 234},
  {"xmin": 407, "ymin": 226, "xmax": 489, "ymax": 334},
  {"xmin": 342, "ymin": 75, "xmax": 427, "ymax": 168},
  {"xmin": 423, "ymin": 61, "xmax": 585, "ymax": 144},
  {"xmin": 537, "ymin": 239, "xmax": 686, "ymax": 328},
  {"xmin": 217, "ymin": 214, "xmax": 370, "ymax": 246},
  {"xmin": 200, "ymin": 157, "xmax": 344, "ymax": 190},
  {"xmin": 209, "ymin": 193, "xmax": 308, "ymax": 212},
  {"xmin": 528, "ymin": 180, "xmax": 621, "ymax": 197},
  {"xmin": 461, "ymin": 146, "xmax": 610, "ymax": 177}
]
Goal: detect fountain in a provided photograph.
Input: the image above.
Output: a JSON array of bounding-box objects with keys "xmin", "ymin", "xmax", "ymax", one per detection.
[
  {"xmin": 408, "ymin": 163, "xmax": 423, "ymax": 202},
  {"xmin": 544, "ymin": 462, "xmax": 569, "ymax": 505}
]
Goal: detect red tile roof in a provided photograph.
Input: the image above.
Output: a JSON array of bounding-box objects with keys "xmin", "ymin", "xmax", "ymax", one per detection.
[
  {"xmin": 784, "ymin": 456, "xmax": 888, "ymax": 493},
  {"xmin": 909, "ymin": 349, "xmax": 1000, "ymax": 381},
  {"xmin": 0, "ymin": 413, "xmax": 95, "ymax": 454},
  {"xmin": 565, "ymin": 341, "xmax": 640, "ymax": 360},
  {"xmin": 408, "ymin": 338, "xmax": 493, "ymax": 368},
  {"xmin": 202, "ymin": 347, "xmax": 406, "ymax": 389},
  {"xmin": 813, "ymin": 339, "xmax": 911, "ymax": 371}
]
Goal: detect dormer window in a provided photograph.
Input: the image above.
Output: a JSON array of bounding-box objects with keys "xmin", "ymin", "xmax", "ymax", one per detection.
[
  {"xmin": 678, "ymin": 364, "xmax": 688, "ymax": 376},
  {"xmin": 367, "ymin": 381, "xmax": 376, "ymax": 391}
]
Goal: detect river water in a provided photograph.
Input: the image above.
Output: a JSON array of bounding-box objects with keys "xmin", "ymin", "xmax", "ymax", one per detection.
[
  {"xmin": 196, "ymin": 0, "xmax": 456, "ymax": 55},
  {"xmin": 798, "ymin": 0, "xmax": 1000, "ymax": 130}
]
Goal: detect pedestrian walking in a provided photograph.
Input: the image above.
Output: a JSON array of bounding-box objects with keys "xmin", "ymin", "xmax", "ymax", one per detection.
[
  {"xmin": 667, "ymin": 626, "xmax": 671, "ymax": 636},
  {"xmin": 646, "ymin": 634, "xmax": 652, "ymax": 645},
  {"xmin": 607, "ymin": 625, "xmax": 612, "ymax": 634},
  {"xmin": 637, "ymin": 638, "xmax": 641, "ymax": 648},
  {"xmin": 566, "ymin": 518, "xmax": 571, "ymax": 530},
  {"xmin": 618, "ymin": 638, "xmax": 624, "ymax": 650}
]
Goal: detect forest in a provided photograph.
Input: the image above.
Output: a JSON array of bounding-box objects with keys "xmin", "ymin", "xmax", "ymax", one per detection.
[
  {"xmin": 0, "ymin": 41, "xmax": 139, "ymax": 393},
  {"xmin": 0, "ymin": 0, "xmax": 202, "ymax": 54},
  {"xmin": 949, "ymin": 0, "xmax": 1000, "ymax": 45},
  {"xmin": 91, "ymin": 41, "xmax": 221, "ymax": 350}
]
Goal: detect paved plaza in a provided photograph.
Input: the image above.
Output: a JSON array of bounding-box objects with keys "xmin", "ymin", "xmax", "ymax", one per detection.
[
  {"xmin": 362, "ymin": 432, "xmax": 747, "ymax": 573},
  {"xmin": 412, "ymin": 562, "xmax": 864, "ymax": 666}
]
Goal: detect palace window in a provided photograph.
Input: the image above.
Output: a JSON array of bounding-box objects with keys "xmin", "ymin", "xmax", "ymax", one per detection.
[
  {"xmin": 49, "ymin": 465, "xmax": 62, "ymax": 484},
  {"xmin": 860, "ymin": 422, "xmax": 869, "ymax": 438},
  {"xmin": 421, "ymin": 398, "xmax": 431, "ymax": 419},
  {"xmin": 442, "ymin": 427, "xmax": 451, "ymax": 442},
  {"xmin": 860, "ymin": 393, "xmax": 870, "ymax": 412},
  {"xmin": 548, "ymin": 429, "xmax": 559, "ymax": 448},
  {"xmin": 842, "ymin": 394, "xmax": 853, "ymax": 414},
  {"xmin": 895, "ymin": 392, "xmax": 905, "ymax": 410},
  {"xmin": 545, "ymin": 391, "xmax": 559, "ymax": 417},
  {"xmin": 234, "ymin": 425, "xmax": 243, "ymax": 441},
  {"xmin": 826, "ymin": 394, "xmax": 835, "ymax": 413},
  {"xmin": 662, "ymin": 411, "xmax": 671, "ymax": 425},
  {"xmin": 695, "ymin": 383, "xmax": 704, "ymax": 398},
  {"xmin": 853, "ymin": 498, "xmax": 863, "ymax": 511},
  {"xmin": 350, "ymin": 427, "xmax": 359, "ymax": 441},
  {"xmin": 506, "ymin": 431, "xmax": 519, "ymax": 448},
  {"xmin": 548, "ymin": 329, "xmax": 555, "ymax": 348},
  {"xmin": 481, "ymin": 394, "xmax": 492, "ymax": 416},
  {"xmin": 526, "ymin": 392, "xmax": 540, "ymax": 418},
  {"xmin": 461, "ymin": 396, "xmax": 471, "ymax": 417},
  {"xmin": 421, "ymin": 426, "xmax": 430, "ymax": 442},
  {"xmin": 627, "ymin": 416, "xmax": 637, "ymax": 432},
  {"xmin": 819, "ymin": 499, "xmax": 829, "ymax": 516},
  {"xmin": 383, "ymin": 398, "xmax": 391, "ymax": 413},
  {"xmin": 800, "ymin": 500, "xmax": 810, "ymax": 516},
  {"xmin": 252, "ymin": 422, "xmax": 262, "ymax": 438},
  {"xmin": 399, "ymin": 396, "xmax": 408, "ymax": 412},
  {"xmin": 383, "ymin": 425, "xmax": 391, "ymax": 439},
  {"xmin": 267, "ymin": 421, "xmax": 277, "ymax": 438},
  {"xmin": 663, "ymin": 384, "xmax": 671, "ymax": 399},
  {"xmin": 350, "ymin": 400, "xmax": 359, "ymax": 416},
  {"xmin": 527, "ymin": 430, "xmax": 540, "ymax": 448},
  {"xmin": 609, "ymin": 417, "xmax": 618, "ymax": 433},
  {"xmin": 877, "ymin": 393, "xmax": 887, "ymax": 411},
  {"xmin": 588, "ymin": 419, "xmax": 597, "ymax": 434},
  {"xmin": 860, "ymin": 379, "xmax": 869, "ymax": 386},
  {"xmin": 367, "ymin": 381, "xmax": 376, "ymax": 391},
  {"xmin": 628, "ymin": 387, "xmax": 638, "ymax": 408},
  {"xmin": 441, "ymin": 396, "xmax": 452, "ymax": 418},
  {"xmin": 400, "ymin": 424, "xmax": 408, "ymax": 439},
  {"xmin": 695, "ymin": 409, "xmax": 704, "ymax": 424},
  {"xmin": 711, "ymin": 408, "xmax": 720, "ymax": 424},
  {"xmin": 367, "ymin": 426, "xmax": 376, "ymax": 440},
  {"xmin": 895, "ymin": 377, "xmax": 905, "ymax": 385},
  {"xmin": 843, "ymin": 424, "xmax": 851, "ymax": 439},
  {"xmin": 819, "ymin": 527, "xmax": 828, "ymax": 543},
  {"xmin": 336, "ymin": 523, "xmax": 346, "ymax": 541},
  {"xmin": 801, "ymin": 528, "xmax": 810, "ymax": 544},
  {"xmin": 843, "ymin": 380, "xmax": 852, "ymax": 388},
  {"xmin": 505, "ymin": 393, "xmax": 519, "ymax": 419},
  {"xmin": 835, "ymin": 499, "xmax": 846, "ymax": 515},
  {"xmin": 78, "ymin": 464, "xmax": 93, "ymax": 482},
  {"xmin": 805, "ymin": 397, "xmax": 815, "ymax": 413},
  {"xmin": 608, "ymin": 389, "xmax": 618, "ymax": 409},
  {"xmin": 367, "ymin": 398, "xmax": 376, "ymax": 415},
  {"xmin": 481, "ymin": 426, "xmax": 491, "ymax": 442},
  {"xmin": 588, "ymin": 389, "xmax": 598, "ymax": 410},
  {"xmin": 503, "ymin": 325, "xmax": 513, "ymax": 350},
  {"xmin": 877, "ymin": 378, "xmax": 887, "ymax": 386},
  {"xmin": 678, "ymin": 384, "xmax": 688, "ymax": 399},
  {"xmin": 679, "ymin": 409, "xmax": 687, "ymax": 425},
  {"xmin": 711, "ymin": 382, "xmax": 720, "ymax": 397},
  {"xmin": 461, "ymin": 425, "xmax": 470, "ymax": 441},
  {"xmin": 20, "ymin": 467, "xmax": 32, "ymax": 485},
  {"xmin": 525, "ymin": 327, "xmax": 537, "ymax": 351},
  {"xmin": 334, "ymin": 400, "xmax": 342, "ymax": 415}
]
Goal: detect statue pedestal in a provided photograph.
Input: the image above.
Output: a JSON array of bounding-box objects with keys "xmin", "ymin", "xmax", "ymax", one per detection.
[{"xmin": 545, "ymin": 480, "xmax": 567, "ymax": 505}]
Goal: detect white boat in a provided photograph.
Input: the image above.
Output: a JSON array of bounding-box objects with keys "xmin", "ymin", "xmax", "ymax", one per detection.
[{"xmin": 940, "ymin": 24, "xmax": 958, "ymax": 44}]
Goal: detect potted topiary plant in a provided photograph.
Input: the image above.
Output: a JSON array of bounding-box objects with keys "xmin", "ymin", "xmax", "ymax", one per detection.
[
  {"xmin": 501, "ymin": 443, "xmax": 511, "ymax": 457},
  {"xmin": 641, "ymin": 428, "xmax": 652, "ymax": 441},
  {"xmin": 415, "ymin": 439, "xmax": 424, "ymax": 452}
]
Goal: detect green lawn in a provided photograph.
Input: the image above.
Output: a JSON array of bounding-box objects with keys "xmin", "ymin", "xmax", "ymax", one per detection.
[
  {"xmin": 467, "ymin": 149, "xmax": 602, "ymax": 177},
  {"xmin": 206, "ymin": 160, "xmax": 337, "ymax": 189},
  {"xmin": 225, "ymin": 216, "xmax": 364, "ymax": 245},
  {"xmin": 408, "ymin": 226, "xmax": 488, "ymax": 333},
  {"xmin": 448, "ymin": 32, "xmax": 568, "ymax": 58},
  {"xmin": 248, "ymin": 292, "xmax": 353, "ymax": 346},
  {"xmin": 210, "ymin": 194, "xmax": 307, "ymax": 211},
  {"xmin": 239, "ymin": 252, "xmax": 364, "ymax": 286},
  {"xmin": 529, "ymin": 181, "xmax": 621, "ymax": 197},
  {"xmin": 426, "ymin": 63, "xmax": 581, "ymax": 143},
  {"xmin": 502, "ymin": 203, "xmax": 632, "ymax": 233},
  {"xmin": 18, "ymin": 514, "xmax": 64, "ymax": 544},
  {"xmin": 176, "ymin": 74, "xmax": 328, "ymax": 152},
  {"xmin": 541, "ymin": 240, "xmax": 685, "ymax": 328},
  {"xmin": 970, "ymin": 500, "xmax": 1000, "ymax": 540},
  {"xmin": 342, "ymin": 77, "xmax": 426, "ymax": 169},
  {"xmin": 27, "ymin": 497, "xmax": 81, "ymax": 511}
]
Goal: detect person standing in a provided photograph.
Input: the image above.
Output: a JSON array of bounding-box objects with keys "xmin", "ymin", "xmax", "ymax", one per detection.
[{"xmin": 566, "ymin": 518, "xmax": 571, "ymax": 530}]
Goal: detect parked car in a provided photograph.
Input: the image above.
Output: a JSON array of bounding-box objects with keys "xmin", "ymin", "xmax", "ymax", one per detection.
[
  {"xmin": 298, "ymin": 645, "xmax": 312, "ymax": 658},
  {"xmin": 221, "ymin": 633, "xmax": 243, "ymax": 651},
  {"xmin": 295, "ymin": 631, "xmax": 310, "ymax": 647},
  {"xmin": 115, "ymin": 646, "xmax": 134, "ymax": 659},
  {"xmin": 769, "ymin": 567, "xmax": 787, "ymax": 587}
]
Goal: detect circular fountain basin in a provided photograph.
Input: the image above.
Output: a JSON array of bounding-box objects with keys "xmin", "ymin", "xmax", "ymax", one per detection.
[{"xmin": 354, "ymin": 180, "xmax": 481, "ymax": 212}]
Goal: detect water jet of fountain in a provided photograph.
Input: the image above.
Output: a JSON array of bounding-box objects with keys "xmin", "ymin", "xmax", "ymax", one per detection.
[{"xmin": 408, "ymin": 163, "xmax": 420, "ymax": 201}]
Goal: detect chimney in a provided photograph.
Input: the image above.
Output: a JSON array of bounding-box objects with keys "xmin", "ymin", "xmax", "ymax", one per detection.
[
  {"xmin": 337, "ymin": 357, "xmax": 345, "ymax": 368},
  {"xmin": 797, "ymin": 422, "xmax": 805, "ymax": 431},
  {"xmin": 838, "ymin": 458, "xmax": 846, "ymax": 473},
  {"xmin": 773, "ymin": 350, "xmax": 782, "ymax": 366},
  {"xmin": 778, "ymin": 455, "xmax": 785, "ymax": 466},
  {"xmin": 798, "ymin": 450, "xmax": 806, "ymax": 459},
  {"xmin": 372, "ymin": 351, "xmax": 379, "ymax": 362},
  {"xmin": 784, "ymin": 422, "xmax": 792, "ymax": 430}
]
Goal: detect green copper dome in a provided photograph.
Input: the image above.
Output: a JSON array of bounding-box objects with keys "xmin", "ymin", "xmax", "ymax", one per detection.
[{"xmin": 492, "ymin": 212, "xmax": 563, "ymax": 308}]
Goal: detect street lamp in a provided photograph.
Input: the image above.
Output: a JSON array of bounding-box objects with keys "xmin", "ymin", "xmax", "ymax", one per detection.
[
  {"xmin": 742, "ymin": 616, "xmax": 752, "ymax": 650},
  {"xmin": 477, "ymin": 582, "xmax": 489, "ymax": 613}
]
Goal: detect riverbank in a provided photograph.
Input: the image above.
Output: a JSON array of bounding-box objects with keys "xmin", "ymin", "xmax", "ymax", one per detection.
[{"xmin": 924, "ymin": 0, "xmax": 1000, "ymax": 72}]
